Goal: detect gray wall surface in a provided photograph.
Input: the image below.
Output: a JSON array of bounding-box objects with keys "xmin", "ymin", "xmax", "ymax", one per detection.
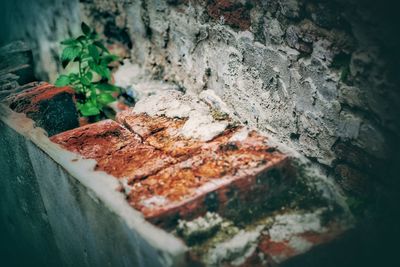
[
  {"xmin": 79, "ymin": 0, "xmax": 400, "ymax": 200},
  {"xmin": 0, "ymin": 0, "xmax": 81, "ymax": 81}
]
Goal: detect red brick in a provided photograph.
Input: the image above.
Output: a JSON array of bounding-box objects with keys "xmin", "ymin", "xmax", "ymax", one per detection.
[
  {"xmin": 8, "ymin": 82, "xmax": 73, "ymax": 111},
  {"xmin": 117, "ymin": 110, "xmax": 205, "ymax": 159},
  {"xmin": 126, "ymin": 128, "xmax": 291, "ymax": 228},
  {"xmin": 52, "ymin": 110, "xmax": 293, "ymax": 229},
  {"xmin": 257, "ymin": 224, "xmax": 346, "ymax": 264},
  {"xmin": 6, "ymin": 82, "xmax": 79, "ymax": 136},
  {"xmin": 50, "ymin": 120, "xmax": 175, "ymax": 181},
  {"xmin": 207, "ymin": 0, "xmax": 252, "ymax": 30}
]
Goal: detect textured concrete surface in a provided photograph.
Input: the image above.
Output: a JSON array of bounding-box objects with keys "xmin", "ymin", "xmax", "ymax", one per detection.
[
  {"xmin": 0, "ymin": 105, "xmax": 187, "ymax": 267},
  {"xmin": 2, "ymin": 0, "xmax": 398, "ymax": 201},
  {"xmin": 78, "ymin": 0, "xmax": 400, "ymax": 201}
]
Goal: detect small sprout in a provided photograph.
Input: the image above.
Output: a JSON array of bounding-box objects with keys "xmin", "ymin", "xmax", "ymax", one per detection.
[{"xmin": 55, "ymin": 22, "xmax": 120, "ymax": 121}]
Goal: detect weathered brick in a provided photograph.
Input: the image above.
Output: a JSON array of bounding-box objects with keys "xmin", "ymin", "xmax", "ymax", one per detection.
[
  {"xmin": 6, "ymin": 82, "xmax": 79, "ymax": 136},
  {"xmin": 52, "ymin": 110, "xmax": 293, "ymax": 230},
  {"xmin": 50, "ymin": 119, "xmax": 176, "ymax": 181},
  {"xmin": 126, "ymin": 126, "xmax": 292, "ymax": 228},
  {"xmin": 207, "ymin": 0, "xmax": 252, "ymax": 30},
  {"xmin": 117, "ymin": 110, "xmax": 205, "ymax": 159},
  {"xmin": 257, "ymin": 223, "xmax": 345, "ymax": 264},
  {"xmin": 130, "ymin": 158, "xmax": 290, "ymax": 229}
]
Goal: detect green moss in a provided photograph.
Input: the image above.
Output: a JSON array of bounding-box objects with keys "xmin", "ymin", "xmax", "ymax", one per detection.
[
  {"xmin": 175, "ymin": 161, "xmax": 339, "ymax": 251},
  {"xmin": 176, "ymin": 212, "xmax": 223, "ymax": 246},
  {"xmin": 189, "ymin": 220, "xmax": 240, "ymax": 257},
  {"xmin": 210, "ymin": 108, "xmax": 229, "ymax": 121},
  {"xmin": 222, "ymin": 163, "xmax": 329, "ymax": 226}
]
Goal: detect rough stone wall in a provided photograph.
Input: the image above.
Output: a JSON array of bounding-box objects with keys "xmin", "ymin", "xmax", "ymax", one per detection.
[
  {"xmin": 1, "ymin": 0, "xmax": 399, "ymax": 202},
  {"xmin": 79, "ymin": 0, "xmax": 400, "ymax": 202}
]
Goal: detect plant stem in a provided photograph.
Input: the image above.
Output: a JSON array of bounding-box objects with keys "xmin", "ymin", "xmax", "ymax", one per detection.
[{"xmin": 78, "ymin": 58, "xmax": 83, "ymax": 92}]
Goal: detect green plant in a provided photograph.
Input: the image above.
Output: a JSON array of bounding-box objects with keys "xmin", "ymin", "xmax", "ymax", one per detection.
[{"xmin": 55, "ymin": 22, "xmax": 120, "ymax": 120}]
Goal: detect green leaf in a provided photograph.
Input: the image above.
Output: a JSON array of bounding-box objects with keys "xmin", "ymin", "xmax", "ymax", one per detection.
[
  {"xmin": 102, "ymin": 68, "xmax": 111, "ymax": 80},
  {"xmin": 88, "ymin": 44, "xmax": 99, "ymax": 61},
  {"xmin": 81, "ymin": 22, "xmax": 91, "ymax": 36},
  {"xmin": 74, "ymin": 55, "xmax": 83, "ymax": 62},
  {"xmin": 55, "ymin": 75, "xmax": 71, "ymax": 87},
  {"xmin": 89, "ymin": 32, "xmax": 99, "ymax": 40},
  {"xmin": 80, "ymin": 76, "xmax": 91, "ymax": 86},
  {"xmin": 100, "ymin": 54, "xmax": 119, "ymax": 65},
  {"xmin": 96, "ymin": 83, "xmax": 119, "ymax": 92},
  {"xmin": 102, "ymin": 106, "xmax": 116, "ymax": 120},
  {"xmin": 61, "ymin": 45, "xmax": 81, "ymax": 64},
  {"xmin": 85, "ymin": 71, "xmax": 93, "ymax": 81},
  {"xmin": 89, "ymin": 85, "xmax": 97, "ymax": 101},
  {"xmin": 97, "ymin": 93, "xmax": 116, "ymax": 105},
  {"xmin": 61, "ymin": 38, "xmax": 78, "ymax": 46},
  {"xmin": 93, "ymin": 41, "xmax": 108, "ymax": 52},
  {"xmin": 68, "ymin": 73, "xmax": 79, "ymax": 81},
  {"xmin": 76, "ymin": 35, "xmax": 86, "ymax": 43},
  {"xmin": 79, "ymin": 52, "xmax": 90, "ymax": 61},
  {"xmin": 79, "ymin": 102, "xmax": 100, "ymax": 116},
  {"xmin": 73, "ymin": 84, "xmax": 83, "ymax": 93},
  {"xmin": 88, "ymin": 61, "xmax": 111, "ymax": 80}
]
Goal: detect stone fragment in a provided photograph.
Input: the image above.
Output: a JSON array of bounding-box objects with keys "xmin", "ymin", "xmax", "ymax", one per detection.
[
  {"xmin": 5, "ymin": 82, "xmax": 79, "ymax": 136},
  {"xmin": 264, "ymin": 18, "xmax": 284, "ymax": 44},
  {"xmin": 132, "ymin": 90, "xmax": 230, "ymax": 141},
  {"xmin": 337, "ymin": 111, "xmax": 361, "ymax": 139},
  {"xmin": 338, "ymin": 85, "xmax": 366, "ymax": 110},
  {"xmin": 285, "ymin": 25, "xmax": 313, "ymax": 54},
  {"xmin": 204, "ymin": 226, "xmax": 263, "ymax": 266},
  {"xmin": 334, "ymin": 164, "xmax": 370, "ymax": 196}
]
